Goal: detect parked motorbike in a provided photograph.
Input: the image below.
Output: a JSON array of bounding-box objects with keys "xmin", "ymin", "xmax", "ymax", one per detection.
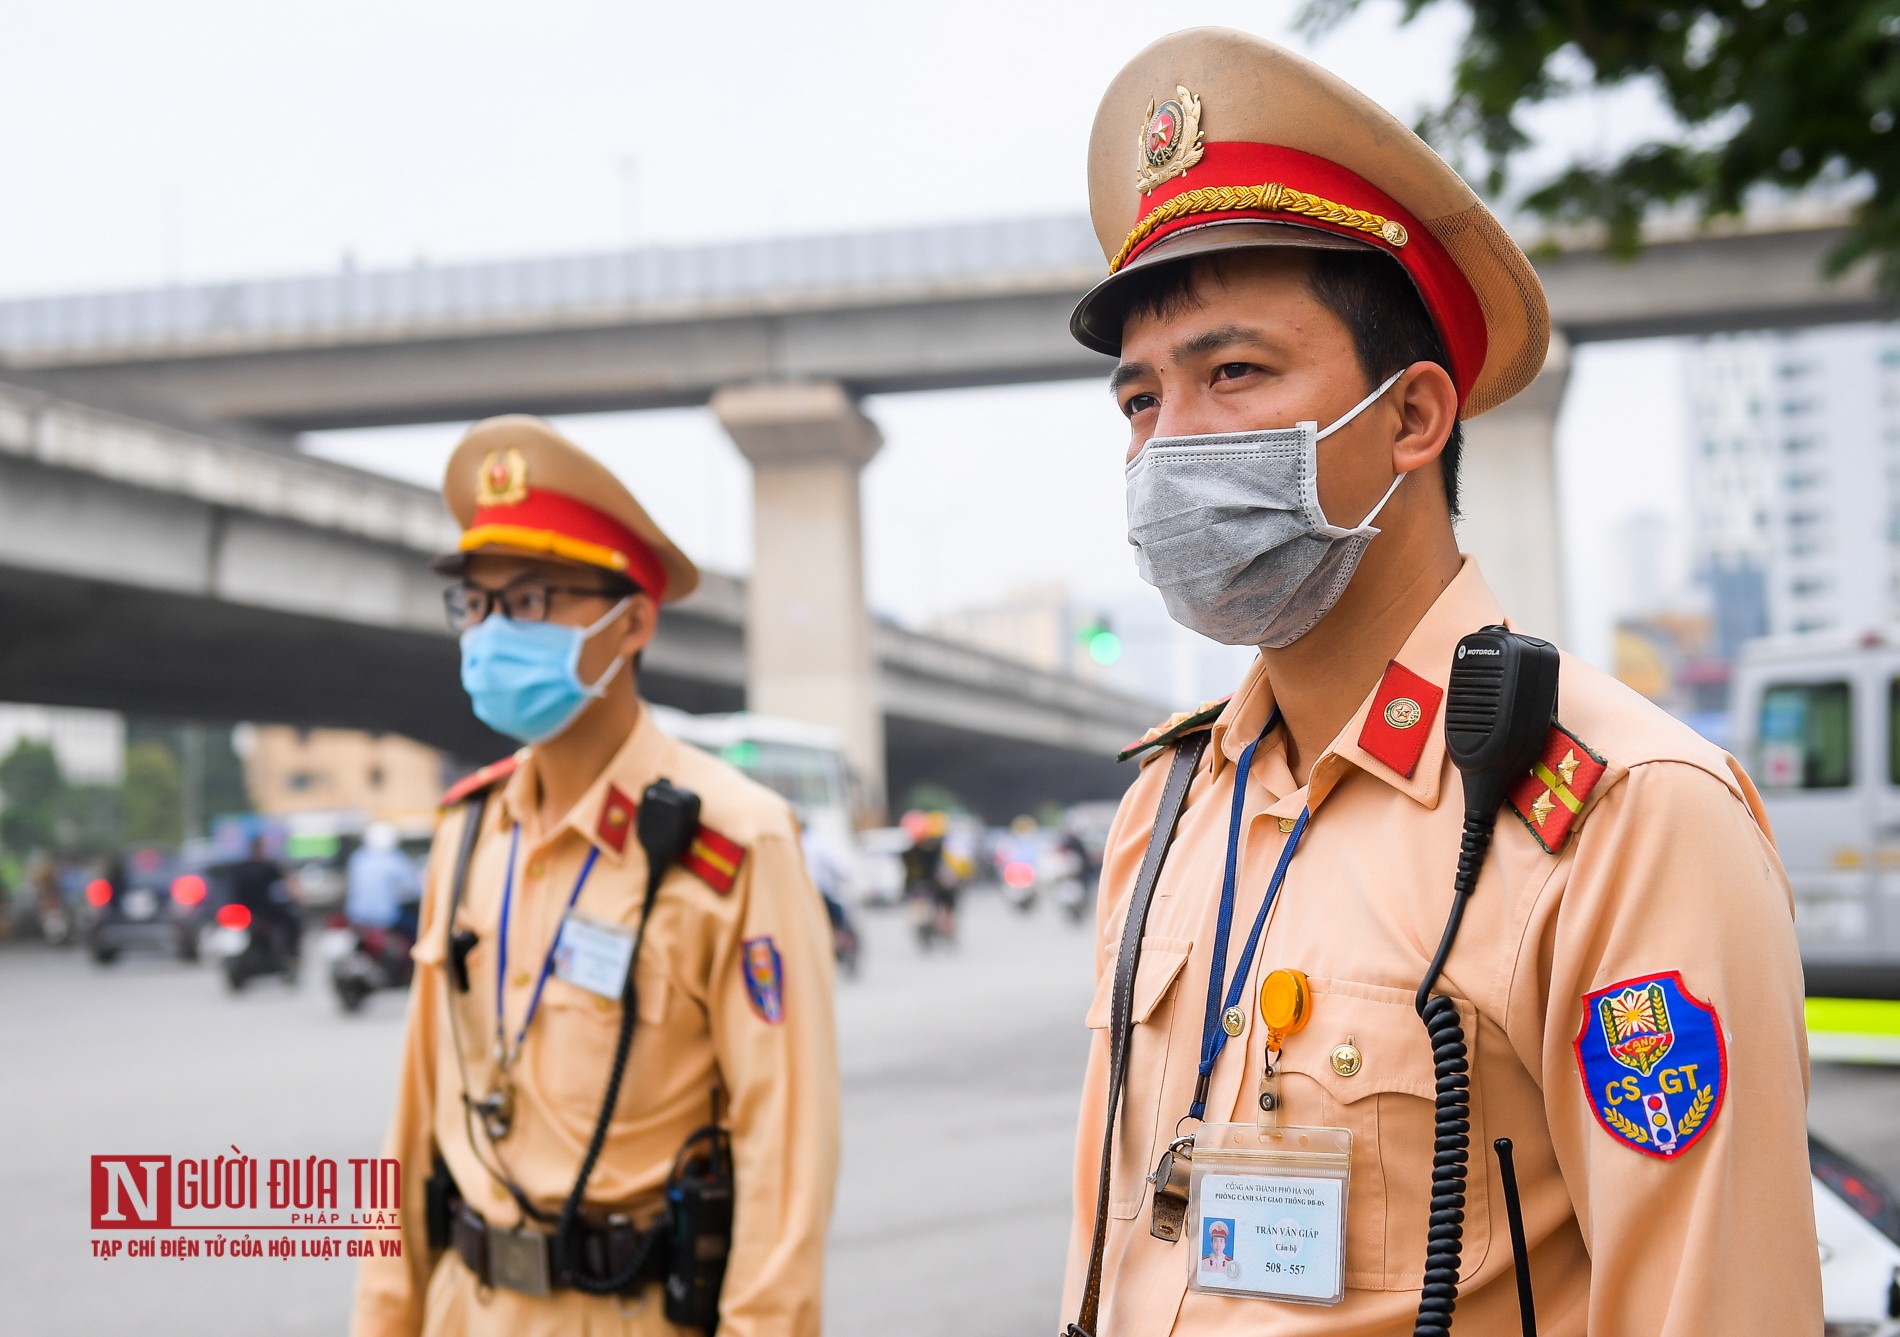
[{"xmin": 327, "ymin": 913, "xmax": 415, "ymax": 1013}]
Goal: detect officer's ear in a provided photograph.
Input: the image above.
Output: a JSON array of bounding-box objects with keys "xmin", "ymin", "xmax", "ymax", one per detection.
[
  {"xmin": 615, "ymin": 590, "xmax": 660, "ymax": 661},
  {"xmin": 1390, "ymin": 361, "xmax": 1459, "ymax": 479}
]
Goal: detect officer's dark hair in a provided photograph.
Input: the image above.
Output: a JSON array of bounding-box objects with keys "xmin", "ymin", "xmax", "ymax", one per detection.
[{"xmin": 1115, "ymin": 248, "xmax": 1466, "ymax": 516}]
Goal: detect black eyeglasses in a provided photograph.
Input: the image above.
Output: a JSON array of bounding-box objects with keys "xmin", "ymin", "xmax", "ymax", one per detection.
[{"xmin": 443, "ymin": 580, "xmax": 636, "ymax": 633}]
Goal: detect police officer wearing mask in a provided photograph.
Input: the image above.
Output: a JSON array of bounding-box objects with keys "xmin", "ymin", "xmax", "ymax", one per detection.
[
  {"xmin": 352, "ymin": 417, "xmax": 840, "ymax": 1337},
  {"xmin": 1061, "ymin": 29, "xmax": 1819, "ymax": 1337}
]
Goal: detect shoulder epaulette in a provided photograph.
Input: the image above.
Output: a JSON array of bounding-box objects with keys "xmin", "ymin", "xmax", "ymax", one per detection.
[
  {"xmin": 440, "ymin": 754, "xmax": 520, "ymax": 808},
  {"xmin": 1507, "ymin": 722, "xmax": 1609, "ymax": 854},
  {"xmin": 682, "ymin": 822, "xmax": 747, "ymax": 895},
  {"xmin": 1117, "ymin": 696, "xmax": 1232, "ymax": 764}
]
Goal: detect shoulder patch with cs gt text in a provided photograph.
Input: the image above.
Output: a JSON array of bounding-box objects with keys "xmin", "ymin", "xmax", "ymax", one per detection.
[
  {"xmin": 1573, "ymin": 971, "xmax": 1726, "ymax": 1160},
  {"xmin": 741, "ymin": 936, "xmax": 785, "ymax": 1024}
]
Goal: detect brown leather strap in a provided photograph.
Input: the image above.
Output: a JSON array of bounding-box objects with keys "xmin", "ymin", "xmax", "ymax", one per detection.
[{"xmin": 1067, "ymin": 731, "xmax": 1208, "ymax": 1337}]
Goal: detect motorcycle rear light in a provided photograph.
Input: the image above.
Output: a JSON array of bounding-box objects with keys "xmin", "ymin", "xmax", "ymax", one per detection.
[
  {"xmin": 216, "ymin": 903, "xmax": 252, "ymax": 931},
  {"xmin": 171, "ymin": 874, "xmax": 207, "ymax": 907},
  {"xmin": 326, "ymin": 911, "xmax": 349, "ymax": 930},
  {"xmin": 84, "ymin": 879, "xmax": 112, "ymax": 908},
  {"xmin": 1003, "ymin": 861, "xmax": 1035, "ymax": 889}
]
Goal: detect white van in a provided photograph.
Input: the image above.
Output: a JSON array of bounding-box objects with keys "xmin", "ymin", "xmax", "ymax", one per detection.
[
  {"xmin": 648, "ymin": 707, "xmax": 865, "ymax": 901},
  {"xmin": 1731, "ymin": 632, "xmax": 1900, "ymax": 998}
]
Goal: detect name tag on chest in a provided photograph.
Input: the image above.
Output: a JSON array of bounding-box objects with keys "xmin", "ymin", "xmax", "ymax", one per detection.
[{"xmin": 551, "ymin": 913, "xmax": 635, "ymax": 1000}]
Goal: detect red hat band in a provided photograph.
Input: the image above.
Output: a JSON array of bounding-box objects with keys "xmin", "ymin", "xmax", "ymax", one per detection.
[
  {"xmin": 1116, "ymin": 142, "xmax": 1487, "ymax": 406},
  {"xmin": 465, "ymin": 487, "xmax": 669, "ymax": 600}
]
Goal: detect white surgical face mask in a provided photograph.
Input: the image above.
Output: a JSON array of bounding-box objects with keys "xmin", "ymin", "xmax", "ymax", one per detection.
[{"xmin": 1124, "ymin": 369, "xmax": 1406, "ymax": 648}]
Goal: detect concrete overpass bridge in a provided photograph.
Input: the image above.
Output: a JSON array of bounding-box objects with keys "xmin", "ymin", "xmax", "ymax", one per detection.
[
  {"xmin": 0, "ymin": 208, "xmax": 1890, "ymax": 802},
  {"xmin": 0, "ymin": 378, "xmax": 1158, "ymax": 820}
]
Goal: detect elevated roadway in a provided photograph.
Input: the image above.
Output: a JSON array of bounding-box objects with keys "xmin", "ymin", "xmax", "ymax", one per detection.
[
  {"xmin": 0, "ymin": 379, "xmax": 1158, "ymax": 819},
  {"xmin": 0, "ymin": 212, "xmax": 1886, "ymax": 431}
]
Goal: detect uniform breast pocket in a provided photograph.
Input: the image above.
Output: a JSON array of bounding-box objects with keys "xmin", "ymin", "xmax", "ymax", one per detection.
[
  {"xmin": 1085, "ymin": 935, "xmax": 1192, "ymax": 1220},
  {"xmin": 529, "ymin": 960, "xmax": 673, "ymax": 1130},
  {"xmin": 1280, "ymin": 977, "xmax": 1490, "ymax": 1292}
]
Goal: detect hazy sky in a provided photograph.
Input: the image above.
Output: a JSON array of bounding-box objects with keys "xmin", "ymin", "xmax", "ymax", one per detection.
[{"xmin": 0, "ymin": 0, "xmax": 1695, "ymax": 685}]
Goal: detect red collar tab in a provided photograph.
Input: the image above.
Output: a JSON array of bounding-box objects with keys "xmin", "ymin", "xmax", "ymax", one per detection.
[
  {"xmin": 1508, "ymin": 723, "xmax": 1609, "ymax": 854},
  {"xmin": 440, "ymin": 755, "xmax": 520, "ymax": 808},
  {"xmin": 1357, "ymin": 661, "xmax": 1444, "ymax": 779},
  {"xmin": 597, "ymin": 786, "xmax": 637, "ymax": 854},
  {"xmin": 1123, "ymin": 143, "xmax": 1487, "ymax": 407},
  {"xmin": 468, "ymin": 486, "xmax": 668, "ymax": 599}
]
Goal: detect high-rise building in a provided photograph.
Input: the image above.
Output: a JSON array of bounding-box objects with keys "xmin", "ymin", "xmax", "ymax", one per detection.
[{"xmin": 1685, "ymin": 322, "xmax": 1900, "ymax": 649}]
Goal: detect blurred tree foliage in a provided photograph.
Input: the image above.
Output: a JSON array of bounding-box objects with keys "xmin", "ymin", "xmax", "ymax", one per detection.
[
  {"xmin": 0, "ymin": 740, "xmax": 61, "ymax": 854},
  {"xmin": 122, "ymin": 741, "xmax": 184, "ymax": 847},
  {"xmin": 1300, "ymin": 0, "xmax": 1900, "ymax": 285}
]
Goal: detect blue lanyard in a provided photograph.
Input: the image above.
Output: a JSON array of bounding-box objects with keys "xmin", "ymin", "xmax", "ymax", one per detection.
[
  {"xmin": 1189, "ymin": 711, "xmax": 1310, "ymax": 1121},
  {"xmin": 494, "ymin": 824, "xmax": 601, "ymax": 1065}
]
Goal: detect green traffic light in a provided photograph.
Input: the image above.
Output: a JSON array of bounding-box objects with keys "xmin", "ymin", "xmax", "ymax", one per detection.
[{"xmin": 1087, "ymin": 630, "xmax": 1122, "ymax": 665}]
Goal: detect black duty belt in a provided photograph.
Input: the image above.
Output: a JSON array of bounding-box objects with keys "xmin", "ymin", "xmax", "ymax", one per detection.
[{"xmin": 449, "ymin": 1194, "xmax": 668, "ymax": 1298}]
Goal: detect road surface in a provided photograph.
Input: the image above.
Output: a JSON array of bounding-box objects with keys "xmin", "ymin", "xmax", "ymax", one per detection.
[{"xmin": 2, "ymin": 892, "xmax": 1893, "ymax": 1334}]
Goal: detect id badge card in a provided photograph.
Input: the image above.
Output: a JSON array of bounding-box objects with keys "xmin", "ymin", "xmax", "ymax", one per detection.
[
  {"xmin": 551, "ymin": 913, "xmax": 635, "ymax": 1000},
  {"xmin": 1184, "ymin": 1122, "xmax": 1351, "ymax": 1306}
]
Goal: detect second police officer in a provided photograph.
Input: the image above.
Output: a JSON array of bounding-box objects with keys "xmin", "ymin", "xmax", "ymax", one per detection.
[
  {"xmin": 1061, "ymin": 27, "xmax": 1820, "ymax": 1337},
  {"xmin": 352, "ymin": 417, "xmax": 840, "ymax": 1337}
]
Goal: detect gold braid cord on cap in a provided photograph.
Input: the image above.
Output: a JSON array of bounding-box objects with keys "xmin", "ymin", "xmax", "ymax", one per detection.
[{"xmin": 1109, "ymin": 181, "xmax": 1409, "ymax": 273}]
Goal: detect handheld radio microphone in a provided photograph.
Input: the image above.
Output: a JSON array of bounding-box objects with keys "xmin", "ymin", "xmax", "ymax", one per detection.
[{"xmin": 1412, "ymin": 625, "xmax": 1558, "ymax": 1337}]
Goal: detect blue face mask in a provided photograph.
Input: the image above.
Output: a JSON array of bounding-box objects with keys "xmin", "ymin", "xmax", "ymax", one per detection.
[{"xmin": 458, "ymin": 598, "xmax": 632, "ymax": 744}]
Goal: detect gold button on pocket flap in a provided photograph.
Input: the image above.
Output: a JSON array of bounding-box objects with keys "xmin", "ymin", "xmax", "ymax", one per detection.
[
  {"xmin": 1084, "ymin": 936, "xmax": 1193, "ymax": 1029},
  {"xmin": 1292, "ymin": 978, "xmax": 1473, "ymax": 1107}
]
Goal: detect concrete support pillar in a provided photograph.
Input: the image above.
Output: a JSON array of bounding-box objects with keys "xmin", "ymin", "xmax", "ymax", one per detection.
[
  {"xmin": 1454, "ymin": 334, "xmax": 1572, "ymax": 642},
  {"xmin": 712, "ymin": 380, "xmax": 887, "ymax": 818}
]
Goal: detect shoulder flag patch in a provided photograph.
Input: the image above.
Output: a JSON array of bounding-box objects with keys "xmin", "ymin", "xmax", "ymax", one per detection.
[
  {"xmin": 741, "ymin": 936, "xmax": 785, "ymax": 1023},
  {"xmin": 1118, "ymin": 696, "xmax": 1231, "ymax": 764},
  {"xmin": 1356, "ymin": 660, "xmax": 1444, "ymax": 779},
  {"xmin": 1507, "ymin": 723, "xmax": 1607, "ymax": 854},
  {"xmin": 683, "ymin": 823, "xmax": 747, "ymax": 894},
  {"xmin": 1573, "ymin": 971, "xmax": 1726, "ymax": 1160},
  {"xmin": 440, "ymin": 754, "xmax": 521, "ymax": 808}
]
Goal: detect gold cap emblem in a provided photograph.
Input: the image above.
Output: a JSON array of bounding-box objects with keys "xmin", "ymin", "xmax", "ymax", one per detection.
[
  {"xmin": 1137, "ymin": 85, "xmax": 1205, "ymax": 194},
  {"xmin": 475, "ymin": 447, "xmax": 529, "ymax": 508}
]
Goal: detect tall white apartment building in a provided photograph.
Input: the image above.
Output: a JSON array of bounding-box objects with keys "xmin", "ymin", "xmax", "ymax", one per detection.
[{"xmin": 1685, "ymin": 322, "xmax": 1900, "ymax": 648}]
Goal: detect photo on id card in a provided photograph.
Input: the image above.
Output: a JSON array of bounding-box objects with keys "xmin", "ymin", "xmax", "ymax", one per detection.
[{"xmin": 1184, "ymin": 1122, "xmax": 1350, "ymax": 1306}]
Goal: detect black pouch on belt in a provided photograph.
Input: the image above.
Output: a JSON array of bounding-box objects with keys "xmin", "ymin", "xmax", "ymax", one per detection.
[
  {"xmin": 425, "ymin": 1155, "xmax": 455, "ymax": 1251},
  {"xmin": 663, "ymin": 1121, "xmax": 734, "ymax": 1330}
]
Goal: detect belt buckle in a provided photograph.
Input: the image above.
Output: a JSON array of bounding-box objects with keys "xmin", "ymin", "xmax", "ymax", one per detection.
[{"xmin": 488, "ymin": 1224, "xmax": 553, "ymax": 1298}]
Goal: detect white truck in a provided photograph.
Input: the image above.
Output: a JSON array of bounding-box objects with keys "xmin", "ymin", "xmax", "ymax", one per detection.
[{"xmin": 1732, "ymin": 631, "xmax": 1900, "ymax": 1000}]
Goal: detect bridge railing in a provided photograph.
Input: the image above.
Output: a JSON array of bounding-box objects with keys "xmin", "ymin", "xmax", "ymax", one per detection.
[{"xmin": 0, "ymin": 217, "xmax": 1104, "ymax": 361}]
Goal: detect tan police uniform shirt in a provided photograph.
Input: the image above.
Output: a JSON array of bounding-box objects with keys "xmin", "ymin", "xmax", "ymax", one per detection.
[
  {"xmin": 352, "ymin": 704, "xmax": 840, "ymax": 1337},
  {"xmin": 1061, "ymin": 558, "xmax": 1821, "ymax": 1336}
]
